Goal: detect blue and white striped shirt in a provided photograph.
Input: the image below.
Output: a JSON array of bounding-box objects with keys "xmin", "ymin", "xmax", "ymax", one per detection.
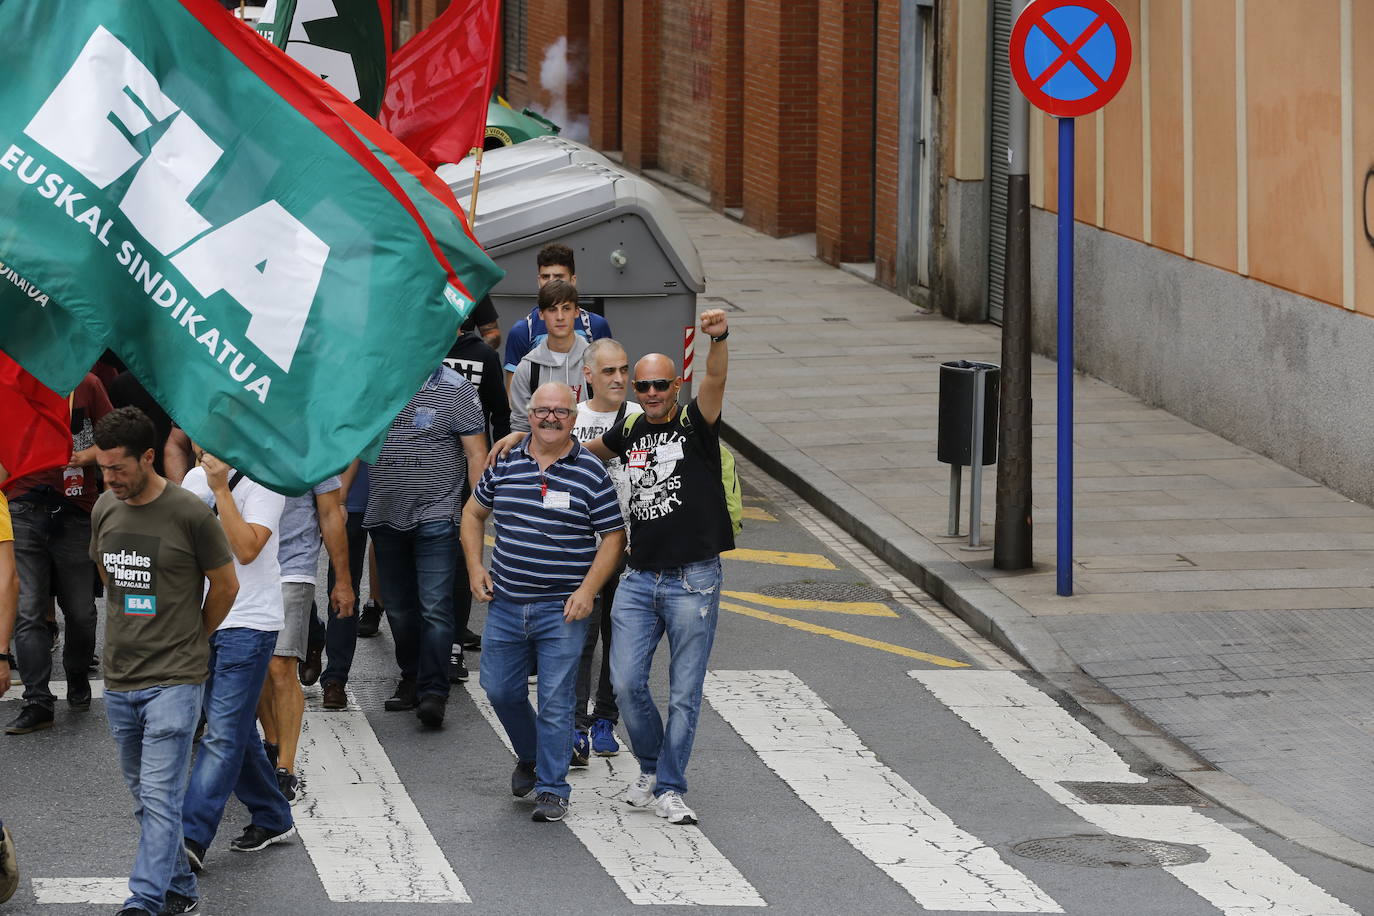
[{"xmin": 474, "ymin": 440, "xmax": 624, "ymax": 601}]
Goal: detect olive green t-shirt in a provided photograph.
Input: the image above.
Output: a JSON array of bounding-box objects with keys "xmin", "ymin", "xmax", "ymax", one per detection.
[{"xmin": 90, "ymin": 482, "xmax": 233, "ymax": 691}]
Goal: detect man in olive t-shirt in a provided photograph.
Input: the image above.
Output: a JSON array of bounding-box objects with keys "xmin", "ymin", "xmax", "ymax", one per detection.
[{"xmin": 89, "ymin": 407, "xmax": 238, "ymax": 916}]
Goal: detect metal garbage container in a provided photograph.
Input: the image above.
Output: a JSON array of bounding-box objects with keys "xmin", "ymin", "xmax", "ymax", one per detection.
[
  {"xmin": 938, "ymin": 361, "xmax": 1000, "ymax": 465},
  {"xmin": 441, "ymin": 138, "xmax": 705, "ymax": 396},
  {"xmin": 938, "ymin": 361, "xmax": 1000, "ymax": 546}
]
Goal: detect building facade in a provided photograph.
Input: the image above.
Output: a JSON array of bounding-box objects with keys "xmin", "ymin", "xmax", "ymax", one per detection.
[{"xmin": 405, "ymin": 0, "xmax": 1374, "ymax": 505}]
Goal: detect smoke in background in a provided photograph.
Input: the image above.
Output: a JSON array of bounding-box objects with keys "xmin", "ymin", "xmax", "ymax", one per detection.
[{"xmin": 540, "ymin": 36, "xmax": 589, "ymax": 142}]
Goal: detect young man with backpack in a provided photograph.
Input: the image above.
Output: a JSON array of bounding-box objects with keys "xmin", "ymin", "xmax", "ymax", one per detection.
[
  {"xmin": 508, "ymin": 280, "xmax": 592, "ymax": 434},
  {"xmin": 576, "ymin": 309, "xmax": 735, "ymax": 827},
  {"xmin": 503, "ymin": 244, "xmax": 612, "ymax": 390}
]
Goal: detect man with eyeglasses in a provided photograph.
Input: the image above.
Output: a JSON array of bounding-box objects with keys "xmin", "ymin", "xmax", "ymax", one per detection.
[
  {"xmin": 461, "ymin": 383, "xmax": 625, "ymax": 823},
  {"xmin": 577, "ymin": 308, "xmax": 733, "ymax": 826}
]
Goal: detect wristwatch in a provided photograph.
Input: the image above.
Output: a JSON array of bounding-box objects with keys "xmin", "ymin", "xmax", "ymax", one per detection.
[
  {"xmin": 710, "ymin": 329, "xmax": 730, "ymax": 343},
  {"xmin": 0, "ymin": 653, "xmax": 14, "ymax": 666}
]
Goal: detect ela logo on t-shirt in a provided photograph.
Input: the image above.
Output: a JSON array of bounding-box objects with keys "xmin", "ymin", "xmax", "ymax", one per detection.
[{"xmin": 124, "ymin": 595, "xmax": 156, "ymax": 616}]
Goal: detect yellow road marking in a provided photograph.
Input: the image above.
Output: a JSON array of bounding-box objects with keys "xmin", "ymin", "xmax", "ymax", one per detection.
[
  {"xmin": 720, "ymin": 601, "xmax": 968, "ymax": 667},
  {"xmin": 721, "ymin": 590, "xmax": 898, "ymax": 618},
  {"xmin": 722, "ymin": 548, "xmax": 837, "ymax": 570},
  {"xmin": 739, "ymin": 506, "xmax": 777, "ymax": 522}
]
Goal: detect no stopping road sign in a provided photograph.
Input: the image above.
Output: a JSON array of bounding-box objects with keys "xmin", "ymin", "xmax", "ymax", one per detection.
[{"xmin": 1010, "ymin": 0, "xmax": 1132, "ymax": 118}]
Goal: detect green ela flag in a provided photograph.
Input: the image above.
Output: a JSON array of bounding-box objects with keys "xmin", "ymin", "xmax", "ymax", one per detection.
[
  {"xmin": 0, "ymin": 0, "xmax": 503, "ymax": 494},
  {"xmin": 255, "ymin": 0, "xmax": 391, "ymax": 118}
]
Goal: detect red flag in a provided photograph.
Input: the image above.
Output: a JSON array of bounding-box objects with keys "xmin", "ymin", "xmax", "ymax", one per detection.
[
  {"xmin": 379, "ymin": 0, "xmax": 501, "ymax": 167},
  {"xmin": 0, "ymin": 350, "xmax": 69, "ymax": 491}
]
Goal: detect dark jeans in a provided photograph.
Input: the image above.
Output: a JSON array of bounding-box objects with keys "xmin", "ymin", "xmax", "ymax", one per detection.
[
  {"xmin": 182, "ymin": 628, "xmax": 292, "ymax": 848},
  {"xmin": 11, "ymin": 498, "xmax": 96, "ymax": 710},
  {"xmin": 574, "ymin": 557, "xmax": 624, "ymax": 728},
  {"xmin": 319, "ymin": 511, "xmax": 366, "ymax": 685},
  {"xmin": 370, "ymin": 520, "xmax": 458, "ymax": 699}
]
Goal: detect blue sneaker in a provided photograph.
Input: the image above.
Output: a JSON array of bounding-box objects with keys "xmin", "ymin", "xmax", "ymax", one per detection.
[
  {"xmin": 571, "ymin": 728, "xmax": 590, "ymax": 767},
  {"xmin": 590, "ymin": 718, "xmax": 620, "ymax": 756}
]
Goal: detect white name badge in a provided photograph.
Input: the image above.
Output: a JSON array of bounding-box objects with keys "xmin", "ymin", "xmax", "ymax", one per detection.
[
  {"xmin": 656, "ymin": 441, "xmax": 684, "ymax": 462},
  {"xmin": 543, "ymin": 490, "xmax": 571, "ymax": 509}
]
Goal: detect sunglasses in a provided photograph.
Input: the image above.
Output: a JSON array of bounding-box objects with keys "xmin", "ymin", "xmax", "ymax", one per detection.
[
  {"xmin": 530, "ymin": 406, "xmax": 573, "ymax": 419},
  {"xmin": 632, "ymin": 378, "xmax": 673, "ymax": 393}
]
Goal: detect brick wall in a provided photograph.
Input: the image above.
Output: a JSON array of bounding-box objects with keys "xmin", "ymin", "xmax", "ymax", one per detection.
[
  {"xmin": 655, "ymin": 0, "xmax": 715, "ymax": 188},
  {"xmin": 522, "ymin": 0, "xmax": 589, "ymax": 139},
  {"xmin": 708, "ymin": 0, "xmax": 744, "ymax": 209},
  {"xmin": 621, "ymin": 0, "xmax": 661, "ymax": 168},
  {"xmin": 741, "ymin": 0, "xmax": 819, "ymax": 237},
  {"xmin": 587, "ymin": 0, "xmax": 622, "ymax": 149},
  {"xmin": 873, "ymin": 1, "xmax": 900, "ymax": 287},
  {"xmin": 815, "ymin": 0, "xmax": 875, "ymax": 265}
]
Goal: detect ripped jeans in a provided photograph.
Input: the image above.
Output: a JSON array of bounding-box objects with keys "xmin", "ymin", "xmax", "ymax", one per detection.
[{"xmin": 609, "ymin": 558, "xmax": 721, "ymax": 798}]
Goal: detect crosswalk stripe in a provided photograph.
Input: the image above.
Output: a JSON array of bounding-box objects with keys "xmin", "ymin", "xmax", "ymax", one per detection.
[
  {"xmin": 463, "ymin": 681, "xmax": 766, "ymax": 907},
  {"xmin": 721, "ymin": 547, "xmax": 837, "ymax": 569},
  {"xmin": 704, "ymin": 670, "xmax": 1062, "ymax": 913},
  {"xmin": 30, "ymin": 878, "xmax": 126, "ymax": 904},
  {"xmin": 720, "ymin": 601, "xmax": 969, "ymax": 666},
  {"xmin": 0, "ymin": 679, "xmax": 106, "ymax": 702},
  {"xmin": 721, "ymin": 590, "xmax": 898, "ymax": 617},
  {"xmin": 295, "ymin": 697, "xmax": 470, "ymax": 903},
  {"xmin": 914, "ymin": 671, "xmax": 1361, "ymax": 916}
]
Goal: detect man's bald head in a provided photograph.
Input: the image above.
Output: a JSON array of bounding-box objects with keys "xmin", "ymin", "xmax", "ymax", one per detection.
[
  {"xmin": 529, "ymin": 381, "xmax": 576, "ymax": 412},
  {"xmin": 632, "ymin": 353, "xmax": 683, "ymax": 421}
]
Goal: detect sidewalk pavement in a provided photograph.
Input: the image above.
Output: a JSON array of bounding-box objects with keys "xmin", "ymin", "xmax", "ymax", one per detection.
[{"xmin": 657, "ymin": 180, "xmax": 1374, "ymax": 871}]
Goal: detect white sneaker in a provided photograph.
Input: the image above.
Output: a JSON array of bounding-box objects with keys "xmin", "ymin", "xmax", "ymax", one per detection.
[
  {"xmin": 624, "ymin": 772, "xmax": 657, "ymax": 807},
  {"xmin": 653, "ymin": 790, "xmax": 698, "ymax": 825}
]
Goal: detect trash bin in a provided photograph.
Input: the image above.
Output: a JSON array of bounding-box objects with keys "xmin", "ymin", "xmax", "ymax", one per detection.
[
  {"xmin": 938, "ymin": 361, "xmax": 1000, "ymax": 466},
  {"xmin": 442, "ymin": 138, "xmax": 706, "ymax": 396}
]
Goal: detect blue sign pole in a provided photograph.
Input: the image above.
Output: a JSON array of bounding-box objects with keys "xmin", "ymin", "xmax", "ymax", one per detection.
[{"xmin": 1056, "ymin": 116, "xmax": 1074, "ymax": 597}]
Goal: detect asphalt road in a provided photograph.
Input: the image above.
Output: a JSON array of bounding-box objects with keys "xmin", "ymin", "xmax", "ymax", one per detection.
[{"xmin": 2, "ymin": 458, "xmax": 1372, "ymax": 915}]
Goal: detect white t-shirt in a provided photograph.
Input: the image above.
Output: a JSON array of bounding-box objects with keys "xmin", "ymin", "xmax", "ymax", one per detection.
[
  {"xmin": 184, "ymin": 466, "xmax": 286, "ymax": 633},
  {"xmin": 575, "ymin": 401, "xmax": 642, "ymax": 522}
]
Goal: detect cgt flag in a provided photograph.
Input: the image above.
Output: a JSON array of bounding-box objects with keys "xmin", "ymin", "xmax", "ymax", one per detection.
[
  {"xmin": 0, "ymin": 0, "xmax": 503, "ymax": 495},
  {"xmin": 255, "ymin": 0, "xmax": 392, "ymax": 118},
  {"xmin": 380, "ymin": 0, "xmax": 501, "ymax": 167}
]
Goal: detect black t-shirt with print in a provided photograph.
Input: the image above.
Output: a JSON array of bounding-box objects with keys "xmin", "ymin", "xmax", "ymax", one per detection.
[{"xmin": 601, "ymin": 398, "xmax": 734, "ymax": 570}]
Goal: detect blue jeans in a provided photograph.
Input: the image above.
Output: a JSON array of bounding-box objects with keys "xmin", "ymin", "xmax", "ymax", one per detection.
[
  {"xmin": 479, "ymin": 597, "xmax": 590, "ymax": 799},
  {"xmin": 182, "ymin": 628, "xmax": 292, "ymax": 848},
  {"xmin": 610, "ymin": 558, "xmax": 722, "ymax": 798},
  {"xmin": 320, "ymin": 510, "xmax": 366, "ymax": 685},
  {"xmin": 370, "ymin": 520, "xmax": 458, "ymax": 699},
  {"xmin": 105, "ymin": 682, "xmax": 205, "ymax": 914}
]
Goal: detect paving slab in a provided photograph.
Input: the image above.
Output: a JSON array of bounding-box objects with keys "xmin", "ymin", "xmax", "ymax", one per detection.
[{"xmin": 654, "ymin": 182, "xmax": 1374, "ymax": 872}]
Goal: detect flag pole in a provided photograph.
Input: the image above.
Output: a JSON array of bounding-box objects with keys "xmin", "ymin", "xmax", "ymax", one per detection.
[{"xmin": 468, "ymin": 144, "xmax": 484, "ymax": 220}]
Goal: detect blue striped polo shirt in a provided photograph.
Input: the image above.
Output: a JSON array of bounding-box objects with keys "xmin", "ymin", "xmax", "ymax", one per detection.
[{"xmin": 474, "ymin": 439, "xmax": 624, "ymax": 601}]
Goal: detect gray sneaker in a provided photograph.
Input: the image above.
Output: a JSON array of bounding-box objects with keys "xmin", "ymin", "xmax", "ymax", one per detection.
[{"xmin": 531, "ymin": 792, "xmax": 569, "ymax": 822}]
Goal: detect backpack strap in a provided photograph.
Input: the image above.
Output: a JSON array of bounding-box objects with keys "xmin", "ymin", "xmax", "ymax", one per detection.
[
  {"xmin": 621, "ymin": 409, "xmax": 642, "ymax": 437},
  {"xmin": 529, "ymin": 361, "xmax": 540, "ymax": 393},
  {"xmin": 211, "ymin": 471, "xmax": 246, "ymax": 517},
  {"xmin": 613, "ymin": 401, "xmax": 628, "ymax": 427}
]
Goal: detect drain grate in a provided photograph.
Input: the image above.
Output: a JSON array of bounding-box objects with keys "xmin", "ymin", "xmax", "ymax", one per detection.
[
  {"xmin": 1011, "ymin": 835, "xmax": 1209, "ymax": 869},
  {"xmin": 759, "ymin": 581, "xmax": 892, "ymax": 602},
  {"xmin": 1061, "ymin": 781, "xmax": 1210, "ymax": 807}
]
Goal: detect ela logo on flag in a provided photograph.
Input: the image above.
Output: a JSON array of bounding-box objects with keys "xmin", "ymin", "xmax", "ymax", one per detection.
[
  {"xmin": 124, "ymin": 595, "xmax": 156, "ymax": 616},
  {"xmin": 16, "ymin": 26, "xmax": 329, "ymax": 394}
]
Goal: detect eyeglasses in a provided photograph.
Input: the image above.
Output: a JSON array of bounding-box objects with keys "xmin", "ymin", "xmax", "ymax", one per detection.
[
  {"xmin": 632, "ymin": 378, "xmax": 673, "ymax": 393},
  {"xmin": 530, "ymin": 406, "xmax": 574, "ymax": 419}
]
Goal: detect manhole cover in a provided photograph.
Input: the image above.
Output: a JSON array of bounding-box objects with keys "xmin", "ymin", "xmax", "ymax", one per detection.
[
  {"xmin": 759, "ymin": 581, "xmax": 892, "ymax": 603},
  {"xmin": 1062, "ymin": 781, "xmax": 1210, "ymax": 807},
  {"xmin": 1011, "ymin": 835, "xmax": 1208, "ymax": 869}
]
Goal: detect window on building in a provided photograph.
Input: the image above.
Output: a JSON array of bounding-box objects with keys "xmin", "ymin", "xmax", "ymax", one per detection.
[{"xmin": 504, "ymin": 0, "xmax": 527, "ymax": 75}]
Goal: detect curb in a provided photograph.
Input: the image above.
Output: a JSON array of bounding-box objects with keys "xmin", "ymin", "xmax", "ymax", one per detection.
[{"xmin": 722, "ymin": 398, "xmax": 1374, "ymax": 874}]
